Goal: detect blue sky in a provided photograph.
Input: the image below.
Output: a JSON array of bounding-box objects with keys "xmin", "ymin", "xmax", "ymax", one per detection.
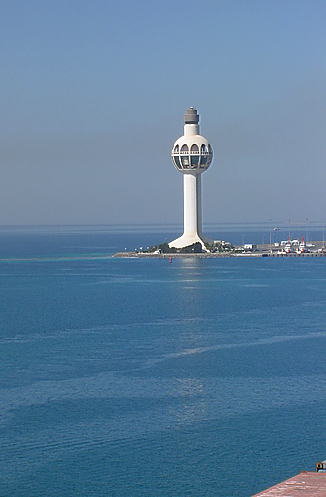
[{"xmin": 1, "ymin": 0, "xmax": 326, "ymax": 226}]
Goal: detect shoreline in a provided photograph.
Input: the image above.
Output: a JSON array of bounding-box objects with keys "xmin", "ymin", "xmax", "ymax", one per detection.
[
  {"xmin": 113, "ymin": 251, "xmax": 326, "ymax": 259},
  {"xmin": 114, "ymin": 240, "xmax": 326, "ymax": 259}
]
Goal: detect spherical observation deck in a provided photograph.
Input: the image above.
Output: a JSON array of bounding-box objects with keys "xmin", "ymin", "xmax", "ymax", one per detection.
[
  {"xmin": 171, "ymin": 138, "xmax": 213, "ymax": 173},
  {"xmin": 171, "ymin": 107, "xmax": 213, "ymax": 173}
]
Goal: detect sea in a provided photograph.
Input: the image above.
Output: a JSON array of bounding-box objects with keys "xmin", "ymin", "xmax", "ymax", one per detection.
[{"xmin": 1, "ymin": 224, "xmax": 326, "ymax": 496}]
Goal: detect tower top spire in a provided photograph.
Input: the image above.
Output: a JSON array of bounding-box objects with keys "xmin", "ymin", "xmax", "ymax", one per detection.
[{"xmin": 184, "ymin": 107, "xmax": 199, "ymax": 125}]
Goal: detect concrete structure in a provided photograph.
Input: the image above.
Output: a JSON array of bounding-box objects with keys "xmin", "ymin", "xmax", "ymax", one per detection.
[
  {"xmin": 254, "ymin": 460, "xmax": 326, "ymax": 495},
  {"xmin": 254, "ymin": 472, "xmax": 326, "ymax": 496},
  {"xmin": 169, "ymin": 108, "xmax": 213, "ymax": 249}
]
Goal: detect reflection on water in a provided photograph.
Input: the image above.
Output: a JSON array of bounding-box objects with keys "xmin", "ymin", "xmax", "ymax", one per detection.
[
  {"xmin": 172, "ymin": 259, "xmax": 210, "ymax": 362},
  {"xmin": 171, "ymin": 378, "xmax": 206, "ymax": 427}
]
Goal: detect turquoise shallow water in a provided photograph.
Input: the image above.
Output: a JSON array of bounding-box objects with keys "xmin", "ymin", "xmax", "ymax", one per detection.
[{"xmin": 1, "ymin": 230, "xmax": 326, "ymax": 496}]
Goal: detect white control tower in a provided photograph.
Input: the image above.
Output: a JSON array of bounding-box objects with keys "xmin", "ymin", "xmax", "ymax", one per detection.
[{"xmin": 169, "ymin": 108, "xmax": 214, "ymax": 249}]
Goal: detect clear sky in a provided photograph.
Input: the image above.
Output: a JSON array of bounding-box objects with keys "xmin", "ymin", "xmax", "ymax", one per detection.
[{"xmin": 1, "ymin": 0, "xmax": 326, "ymax": 226}]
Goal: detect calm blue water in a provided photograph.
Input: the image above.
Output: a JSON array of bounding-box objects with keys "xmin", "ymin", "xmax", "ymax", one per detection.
[{"xmin": 2, "ymin": 228, "xmax": 326, "ymax": 496}]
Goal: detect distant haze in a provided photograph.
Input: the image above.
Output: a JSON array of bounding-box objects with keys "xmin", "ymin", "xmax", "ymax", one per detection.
[{"xmin": 1, "ymin": 0, "xmax": 326, "ymax": 226}]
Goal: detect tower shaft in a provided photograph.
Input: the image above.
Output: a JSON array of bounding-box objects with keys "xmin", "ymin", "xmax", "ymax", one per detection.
[
  {"xmin": 183, "ymin": 173, "xmax": 198, "ymax": 237},
  {"xmin": 170, "ymin": 173, "xmax": 210, "ymax": 249},
  {"xmin": 183, "ymin": 173, "xmax": 202, "ymax": 238}
]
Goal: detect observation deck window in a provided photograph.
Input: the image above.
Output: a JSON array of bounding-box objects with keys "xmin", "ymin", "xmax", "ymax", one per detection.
[
  {"xmin": 190, "ymin": 144, "xmax": 199, "ymax": 166},
  {"xmin": 180, "ymin": 144, "xmax": 190, "ymax": 167},
  {"xmin": 200, "ymin": 144, "xmax": 208, "ymax": 166},
  {"xmin": 173, "ymin": 155, "xmax": 181, "ymax": 169}
]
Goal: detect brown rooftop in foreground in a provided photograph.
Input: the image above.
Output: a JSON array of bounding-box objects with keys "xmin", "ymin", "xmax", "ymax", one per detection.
[{"xmin": 254, "ymin": 471, "xmax": 326, "ymax": 496}]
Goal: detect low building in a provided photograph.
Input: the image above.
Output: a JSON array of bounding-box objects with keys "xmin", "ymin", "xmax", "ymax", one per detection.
[{"xmin": 244, "ymin": 243, "xmax": 257, "ymax": 251}]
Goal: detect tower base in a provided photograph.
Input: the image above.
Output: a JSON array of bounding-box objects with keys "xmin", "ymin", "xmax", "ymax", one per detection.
[{"xmin": 169, "ymin": 233, "xmax": 213, "ymax": 251}]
